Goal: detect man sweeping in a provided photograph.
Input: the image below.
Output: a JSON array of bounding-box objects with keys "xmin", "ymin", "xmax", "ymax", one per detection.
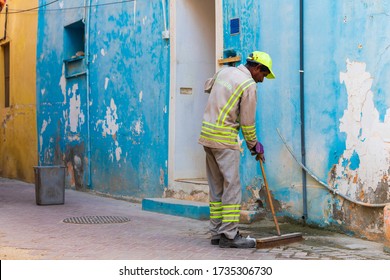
[{"xmin": 199, "ymin": 51, "xmax": 275, "ymax": 248}]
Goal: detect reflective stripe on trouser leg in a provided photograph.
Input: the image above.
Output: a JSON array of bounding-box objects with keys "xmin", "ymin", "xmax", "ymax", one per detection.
[
  {"xmin": 205, "ymin": 147, "xmax": 224, "ymax": 238},
  {"xmin": 210, "ymin": 201, "xmax": 222, "ymax": 220},
  {"xmin": 204, "ymin": 147, "xmax": 241, "ymax": 240},
  {"xmin": 222, "ymin": 204, "xmax": 241, "ymax": 223}
]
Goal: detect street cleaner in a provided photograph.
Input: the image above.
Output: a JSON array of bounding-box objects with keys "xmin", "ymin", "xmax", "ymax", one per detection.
[{"xmin": 199, "ymin": 51, "xmax": 275, "ymax": 248}]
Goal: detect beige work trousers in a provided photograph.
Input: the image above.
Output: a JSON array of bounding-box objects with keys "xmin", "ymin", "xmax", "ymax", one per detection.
[{"xmin": 204, "ymin": 147, "xmax": 242, "ymax": 240}]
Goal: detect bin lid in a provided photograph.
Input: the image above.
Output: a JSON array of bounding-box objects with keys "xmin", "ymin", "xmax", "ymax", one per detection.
[{"xmin": 33, "ymin": 166, "xmax": 66, "ymax": 169}]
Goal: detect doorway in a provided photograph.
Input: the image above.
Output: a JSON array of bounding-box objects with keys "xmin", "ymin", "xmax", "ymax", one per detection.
[{"xmin": 169, "ymin": 0, "xmax": 221, "ymax": 197}]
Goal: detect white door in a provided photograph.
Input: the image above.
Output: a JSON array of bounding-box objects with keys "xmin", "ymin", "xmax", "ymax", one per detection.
[{"xmin": 169, "ymin": 0, "xmax": 220, "ymax": 195}]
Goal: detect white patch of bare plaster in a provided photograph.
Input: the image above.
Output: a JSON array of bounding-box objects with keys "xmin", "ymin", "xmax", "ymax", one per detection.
[
  {"xmin": 40, "ymin": 118, "xmax": 51, "ymax": 152},
  {"xmin": 68, "ymin": 84, "xmax": 84, "ymax": 133},
  {"xmin": 139, "ymin": 91, "xmax": 143, "ymax": 102},
  {"xmin": 108, "ymin": 142, "xmax": 122, "ymax": 163},
  {"xmin": 131, "ymin": 118, "xmax": 143, "ymax": 136},
  {"xmin": 96, "ymin": 99, "xmax": 122, "ymax": 162},
  {"xmin": 41, "ymin": 89, "xmax": 46, "ymax": 96},
  {"xmin": 101, "ymin": 49, "xmax": 106, "ymax": 56},
  {"xmin": 332, "ymin": 59, "xmax": 390, "ymax": 199},
  {"xmin": 104, "ymin": 77, "xmax": 110, "ymax": 90},
  {"xmin": 59, "ymin": 65, "xmax": 66, "ymax": 104},
  {"xmin": 115, "ymin": 141, "xmax": 122, "ymax": 162},
  {"xmin": 58, "ymin": 1, "xmax": 64, "ymax": 9},
  {"xmin": 96, "ymin": 98, "xmax": 119, "ymax": 137}
]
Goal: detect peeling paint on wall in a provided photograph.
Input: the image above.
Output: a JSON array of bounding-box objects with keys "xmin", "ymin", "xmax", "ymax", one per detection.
[
  {"xmin": 39, "ymin": 118, "xmax": 51, "ymax": 152},
  {"xmin": 330, "ymin": 59, "xmax": 390, "ymax": 203},
  {"xmin": 59, "ymin": 65, "xmax": 66, "ymax": 104},
  {"xmin": 67, "ymin": 84, "xmax": 85, "ymax": 133},
  {"xmin": 115, "ymin": 141, "xmax": 122, "ymax": 162},
  {"xmin": 104, "ymin": 77, "xmax": 110, "ymax": 90},
  {"xmin": 96, "ymin": 98, "xmax": 119, "ymax": 137},
  {"xmin": 163, "ymin": 188, "xmax": 209, "ymax": 202},
  {"xmin": 131, "ymin": 118, "xmax": 143, "ymax": 136},
  {"xmin": 37, "ymin": 0, "xmax": 170, "ymax": 205}
]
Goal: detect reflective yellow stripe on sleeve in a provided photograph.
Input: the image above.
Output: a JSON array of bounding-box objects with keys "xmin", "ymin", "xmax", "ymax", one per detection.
[{"xmin": 242, "ymin": 125, "xmax": 256, "ymax": 142}]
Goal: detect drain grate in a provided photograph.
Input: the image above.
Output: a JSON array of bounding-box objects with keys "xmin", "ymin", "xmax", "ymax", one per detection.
[{"xmin": 63, "ymin": 216, "xmax": 130, "ymax": 224}]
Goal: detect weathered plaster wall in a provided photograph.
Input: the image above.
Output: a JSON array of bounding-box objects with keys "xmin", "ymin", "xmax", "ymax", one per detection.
[
  {"xmin": 305, "ymin": 0, "xmax": 390, "ymax": 239},
  {"xmin": 223, "ymin": 0, "xmax": 390, "ymax": 240},
  {"xmin": 222, "ymin": 0, "xmax": 303, "ymax": 214},
  {"xmin": 0, "ymin": 0, "xmax": 38, "ymax": 182},
  {"xmin": 36, "ymin": 0, "xmax": 390, "ymax": 240},
  {"xmin": 37, "ymin": 0, "xmax": 169, "ymax": 198}
]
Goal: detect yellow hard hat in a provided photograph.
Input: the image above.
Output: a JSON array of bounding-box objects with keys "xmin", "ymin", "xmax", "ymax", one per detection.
[{"xmin": 246, "ymin": 51, "xmax": 275, "ymax": 79}]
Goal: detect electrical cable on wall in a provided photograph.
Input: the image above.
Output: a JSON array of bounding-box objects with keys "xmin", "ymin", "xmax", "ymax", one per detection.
[
  {"xmin": 3, "ymin": 0, "xmax": 135, "ymax": 14},
  {"xmin": 4, "ymin": 0, "xmax": 59, "ymax": 14},
  {"xmin": 277, "ymin": 128, "xmax": 389, "ymax": 208}
]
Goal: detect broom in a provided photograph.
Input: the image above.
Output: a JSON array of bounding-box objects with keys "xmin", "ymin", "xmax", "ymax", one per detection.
[{"xmin": 256, "ymin": 160, "xmax": 303, "ymax": 248}]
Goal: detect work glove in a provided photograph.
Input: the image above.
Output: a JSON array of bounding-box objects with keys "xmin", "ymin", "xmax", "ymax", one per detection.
[{"xmin": 250, "ymin": 141, "xmax": 265, "ymax": 162}]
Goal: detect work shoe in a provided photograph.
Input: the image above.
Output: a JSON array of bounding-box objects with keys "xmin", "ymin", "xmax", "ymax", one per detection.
[
  {"xmin": 219, "ymin": 232, "xmax": 256, "ymax": 248},
  {"xmin": 211, "ymin": 238, "xmax": 220, "ymax": 245},
  {"xmin": 211, "ymin": 235, "xmax": 220, "ymax": 245}
]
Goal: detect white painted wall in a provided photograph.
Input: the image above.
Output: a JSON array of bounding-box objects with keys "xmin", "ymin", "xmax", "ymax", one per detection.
[{"xmin": 174, "ymin": 0, "xmax": 215, "ymax": 180}]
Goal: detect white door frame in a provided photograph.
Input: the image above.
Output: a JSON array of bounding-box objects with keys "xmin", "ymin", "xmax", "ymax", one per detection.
[{"xmin": 168, "ymin": 0, "xmax": 223, "ymax": 187}]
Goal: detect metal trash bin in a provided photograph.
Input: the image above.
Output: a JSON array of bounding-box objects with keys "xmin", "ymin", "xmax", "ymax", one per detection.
[{"xmin": 33, "ymin": 166, "xmax": 66, "ymax": 205}]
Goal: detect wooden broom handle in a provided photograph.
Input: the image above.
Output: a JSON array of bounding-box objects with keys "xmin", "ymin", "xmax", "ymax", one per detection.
[{"xmin": 259, "ymin": 160, "xmax": 281, "ymax": 236}]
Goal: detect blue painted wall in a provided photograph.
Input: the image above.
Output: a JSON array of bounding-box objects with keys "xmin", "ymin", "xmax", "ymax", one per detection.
[
  {"xmin": 222, "ymin": 0, "xmax": 303, "ymax": 218},
  {"xmin": 223, "ymin": 0, "xmax": 390, "ymax": 239},
  {"xmin": 36, "ymin": 0, "xmax": 390, "ymax": 239},
  {"xmin": 37, "ymin": 0, "xmax": 169, "ymax": 198}
]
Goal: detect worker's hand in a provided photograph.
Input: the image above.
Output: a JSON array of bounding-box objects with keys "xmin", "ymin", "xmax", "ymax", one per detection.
[
  {"xmin": 250, "ymin": 141, "xmax": 265, "ymax": 162},
  {"xmin": 256, "ymin": 153, "xmax": 265, "ymax": 163}
]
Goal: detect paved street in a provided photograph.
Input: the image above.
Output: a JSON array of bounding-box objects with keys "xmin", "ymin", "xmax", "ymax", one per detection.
[{"xmin": 1, "ymin": 177, "xmax": 390, "ymax": 260}]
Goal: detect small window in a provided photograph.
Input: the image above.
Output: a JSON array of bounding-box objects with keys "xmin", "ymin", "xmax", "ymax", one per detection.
[
  {"xmin": 2, "ymin": 42, "xmax": 10, "ymax": 107},
  {"xmin": 63, "ymin": 20, "xmax": 86, "ymax": 79},
  {"xmin": 64, "ymin": 20, "xmax": 85, "ymax": 59}
]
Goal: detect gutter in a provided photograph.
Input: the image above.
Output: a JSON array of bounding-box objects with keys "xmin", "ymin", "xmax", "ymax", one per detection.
[
  {"xmin": 299, "ymin": 0, "xmax": 308, "ymax": 221},
  {"xmin": 85, "ymin": 0, "xmax": 92, "ymax": 188}
]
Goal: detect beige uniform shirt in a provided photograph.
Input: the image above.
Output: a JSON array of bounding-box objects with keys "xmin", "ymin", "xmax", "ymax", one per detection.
[{"xmin": 199, "ymin": 65, "xmax": 258, "ymax": 150}]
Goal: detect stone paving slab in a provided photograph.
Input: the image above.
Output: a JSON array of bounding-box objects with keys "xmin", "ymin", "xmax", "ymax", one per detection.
[{"xmin": 1, "ymin": 177, "xmax": 390, "ymax": 260}]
